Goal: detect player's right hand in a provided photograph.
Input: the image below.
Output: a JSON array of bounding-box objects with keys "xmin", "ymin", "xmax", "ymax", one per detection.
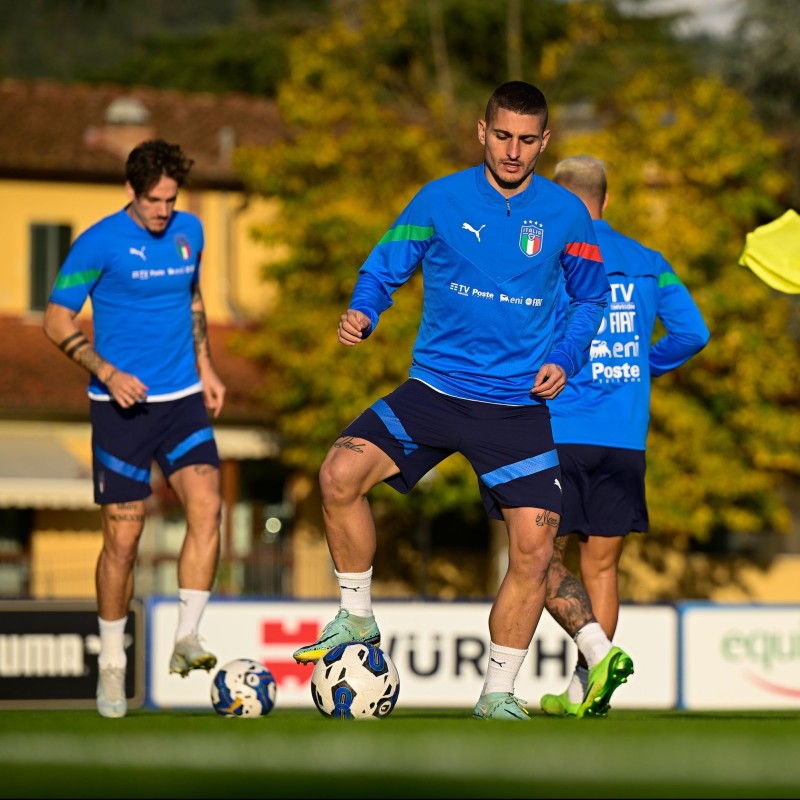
[
  {"xmin": 106, "ymin": 369, "xmax": 149, "ymax": 408},
  {"xmin": 338, "ymin": 309, "xmax": 371, "ymax": 346}
]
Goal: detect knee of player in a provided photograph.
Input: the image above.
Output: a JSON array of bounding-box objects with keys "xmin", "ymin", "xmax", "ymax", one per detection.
[
  {"xmin": 508, "ymin": 541, "xmax": 552, "ymax": 580},
  {"xmin": 100, "ymin": 537, "xmax": 140, "ymax": 565},
  {"xmin": 319, "ymin": 459, "xmax": 361, "ymax": 505},
  {"xmin": 188, "ymin": 488, "xmax": 222, "ymax": 518}
]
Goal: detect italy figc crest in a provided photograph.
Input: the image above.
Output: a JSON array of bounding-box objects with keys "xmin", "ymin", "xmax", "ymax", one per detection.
[
  {"xmin": 175, "ymin": 234, "xmax": 191, "ymax": 260},
  {"xmin": 519, "ymin": 220, "xmax": 543, "ymax": 257}
]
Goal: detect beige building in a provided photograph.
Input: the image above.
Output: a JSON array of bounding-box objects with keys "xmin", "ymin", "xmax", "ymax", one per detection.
[{"xmin": 0, "ymin": 78, "xmax": 301, "ymax": 600}]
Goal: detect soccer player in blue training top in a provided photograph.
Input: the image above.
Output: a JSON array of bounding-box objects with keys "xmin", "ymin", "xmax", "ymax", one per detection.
[
  {"xmin": 43, "ymin": 139, "xmax": 226, "ymax": 718},
  {"xmin": 292, "ymin": 81, "xmax": 612, "ymax": 720},
  {"xmin": 541, "ymin": 155, "xmax": 710, "ymax": 717}
]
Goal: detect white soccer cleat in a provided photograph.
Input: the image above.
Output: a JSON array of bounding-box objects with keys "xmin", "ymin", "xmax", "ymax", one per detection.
[
  {"xmin": 97, "ymin": 666, "xmax": 127, "ymax": 719},
  {"xmin": 169, "ymin": 633, "xmax": 217, "ymax": 677}
]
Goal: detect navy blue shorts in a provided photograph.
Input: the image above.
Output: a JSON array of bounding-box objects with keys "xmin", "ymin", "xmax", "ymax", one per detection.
[
  {"xmin": 556, "ymin": 443, "xmax": 648, "ymax": 538},
  {"xmin": 340, "ymin": 379, "xmax": 562, "ymax": 520},
  {"xmin": 90, "ymin": 393, "xmax": 220, "ymax": 505}
]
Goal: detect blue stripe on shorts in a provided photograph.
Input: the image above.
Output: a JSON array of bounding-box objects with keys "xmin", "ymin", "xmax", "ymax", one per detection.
[
  {"xmin": 371, "ymin": 399, "xmax": 418, "ymax": 456},
  {"xmin": 166, "ymin": 427, "xmax": 215, "ymax": 466},
  {"xmin": 481, "ymin": 448, "xmax": 559, "ymax": 489},
  {"xmin": 95, "ymin": 444, "xmax": 151, "ymax": 484}
]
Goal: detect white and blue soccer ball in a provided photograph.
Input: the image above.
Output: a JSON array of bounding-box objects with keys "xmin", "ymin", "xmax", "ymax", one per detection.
[
  {"xmin": 211, "ymin": 658, "xmax": 277, "ymax": 717},
  {"xmin": 311, "ymin": 642, "xmax": 400, "ymax": 720}
]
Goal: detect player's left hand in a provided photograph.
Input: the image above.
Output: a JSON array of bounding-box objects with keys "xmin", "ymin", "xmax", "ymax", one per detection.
[
  {"xmin": 201, "ymin": 368, "xmax": 226, "ymax": 418},
  {"xmin": 531, "ymin": 363, "xmax": 566, "ymax": 400}
]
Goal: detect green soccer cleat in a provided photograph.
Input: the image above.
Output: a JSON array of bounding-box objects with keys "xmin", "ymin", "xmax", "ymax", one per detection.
[
  {"xmin": 293, "ymin": 609, "xmax": 381, "ymax": 664},
  {"xmin": 473, "ymin": 692, "xmax": 531, "ymax": 721},
  {"xmin": 577, "ymin": 646, "xmax": 634, "ymax": 718},
  {"xmin": 169, "ymin": 633, "xmax": 217, "ymax": 677},
  {"xmin": 96, "ymin": 666, "xmax": 127, "ymax": 719},
  {"xmin": 540, "ymin": 689, "xmax": 581, "ymax": 717}
]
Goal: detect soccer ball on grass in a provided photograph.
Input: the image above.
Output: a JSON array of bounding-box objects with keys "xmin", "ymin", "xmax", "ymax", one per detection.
[
  {"xmin": 311, "ymin": 642, "xmax": 400, "ymax": 719},
  {"xmin": 211, "ymin": 658, "xmax": 277, "ymax": 717}
]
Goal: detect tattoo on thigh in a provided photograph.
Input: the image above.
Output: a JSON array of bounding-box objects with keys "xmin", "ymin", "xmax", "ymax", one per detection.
[
  {"xmin": 333, "ymin": 436, "xmax": 366, "ymax": 453},
  {"xmin": 536, "ymin": 510, "xmax": 560, "ymax": 529},
  {"xmin": 192, "ymin": 464, "xmax": 215, "ymax": 475},
  {"xmin": 108, "ymin": 501, "xmax": 144, "ymax": 523}
]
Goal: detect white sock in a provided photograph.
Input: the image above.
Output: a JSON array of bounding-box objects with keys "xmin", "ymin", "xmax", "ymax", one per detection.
[
  {"xmin": 567, "ymin": 664, "xmax": 590, "ymax": 703},
  {"xmin": 575, "ymin": 622, "xmax": 612, "ymax": 669},
  {"xmin": 335, "ymin": 568, "xmax": 373, "ymax": 617},
  {"xmin": 175, "ymin": 588, "xmax": 210, "ymax": 641},
  {"xmin": 480, "ymin": 642, "xmax": 528, "ymax": 696},
  {"xmin": 98, "ymin": 616, "xmax": 127, "ymax": 670}
]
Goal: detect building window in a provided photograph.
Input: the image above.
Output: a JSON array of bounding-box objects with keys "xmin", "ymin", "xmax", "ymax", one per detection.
[{"xmin": 30, "ymin": 223, "xmax": 72, "ymax": 312}]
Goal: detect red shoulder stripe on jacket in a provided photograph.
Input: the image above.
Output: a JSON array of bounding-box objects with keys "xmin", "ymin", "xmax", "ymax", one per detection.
[{"xmin": 566, "ymin": 242, "xmax": 602, "ymax": 262}]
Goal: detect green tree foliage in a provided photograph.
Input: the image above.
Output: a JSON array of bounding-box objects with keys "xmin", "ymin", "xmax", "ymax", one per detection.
[
  {"xmin": 549, "ymin": 71, "xmax": 799, "ymax": 557},
  {"xmin": 724, "ymin": 0, "xmax": 800, "ymax": 207},
  {"xmin": 91, "ymin": 3, "xmax": 328, "ymax": 94},
  {"xmin": 232, "ymin": 0, "xmax": 481, "ymax": 520},
  {"xmin": 233, "ymin": 0, "xmax": 798, "ymax": 597},
  {"xmin": 0, "ymin": 0, "xmax": 246, "ymax": 82},
  {"xmin": 238, "ymin": 2, "xmax": 800, "ymax": 539},
  {"xmin": 726, "ymin": 0, "xmax": 800, "ymax": 125},
  {"xmin": 0, "ymin": 0, "xmax": 703, "ymax": 102}
]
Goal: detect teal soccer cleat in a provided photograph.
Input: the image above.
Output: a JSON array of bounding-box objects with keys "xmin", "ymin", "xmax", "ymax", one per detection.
[
  {"xmin": 293, "ymin": 609, "xmax": 381, "ymax": 664},
  {"xmin": 473, "ymin": 692, "xmax": 531, "ymax": 721}
]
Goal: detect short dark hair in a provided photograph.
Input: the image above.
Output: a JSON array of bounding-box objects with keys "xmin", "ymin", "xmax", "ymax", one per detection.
[
  {"xmin": 485, "ymin": 81, "xmax": 548, "ymax": 127},
  {"xmin": 125, "ymin": 139, "xmax": 194, "ymax": 195}
]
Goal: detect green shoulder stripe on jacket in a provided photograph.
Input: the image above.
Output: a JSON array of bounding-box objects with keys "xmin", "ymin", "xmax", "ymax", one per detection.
[
  {"xmin": 54, "ymin": 269, "xmax": 102, "ymax": 290},
  {"xmin": 378, "ymin": 224, "xmax": 435, "ymax": 245},
  {"xmin": 659, "ymin": 271, "xmax": 684, "ymax": 288}
]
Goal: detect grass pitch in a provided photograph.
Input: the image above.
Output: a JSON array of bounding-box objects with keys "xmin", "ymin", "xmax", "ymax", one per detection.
[{"xmin": 1, "ymin": 707, "xmax": 799, "ymax": 798}]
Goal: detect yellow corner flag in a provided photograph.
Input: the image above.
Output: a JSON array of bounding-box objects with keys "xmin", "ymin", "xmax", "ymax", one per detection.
[{"xmin": 739, "ymin": 209, "xmax": 800, "ymax": 293}]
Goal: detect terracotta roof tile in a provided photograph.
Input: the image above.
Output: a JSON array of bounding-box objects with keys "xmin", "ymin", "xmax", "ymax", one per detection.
[{"xmin": 0, "ymin": 78, "xmax": 282, "ymax": 187}]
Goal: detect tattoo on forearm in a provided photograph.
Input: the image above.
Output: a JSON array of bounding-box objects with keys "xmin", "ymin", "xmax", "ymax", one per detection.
[
  {"xmin": 75, "ymin": 348, "xmax": 109, "ymax": 378},
  {"xmin": 191, "ymin": 286, "xmax": 212, "ymax": 361},
  {"xmin": 58, "ymin": 332, "xmax": 89, "ymax": 357},
  {"xmin": 192, "ymin": 309, "xmax": 210, "ymax": 360},
  {"xmin": 536, "ymin": 509, "xmax": 560, "ymax": 528},
  {"xmin": 333, "ymin": 436, "xmax": 366, "ymax": 453},
  {"xmin": 60, "ymin": 333, "xmax": 113, "ymax": 379}
]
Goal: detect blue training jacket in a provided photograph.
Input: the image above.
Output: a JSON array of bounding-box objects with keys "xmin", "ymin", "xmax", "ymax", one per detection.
[
  {"xmin": 350, "ymin": 165, "xmax": 611, "ymax": 406},
  {"xmin": 550, "ymin": 218, "xmax": 710, "ymax": 449}
]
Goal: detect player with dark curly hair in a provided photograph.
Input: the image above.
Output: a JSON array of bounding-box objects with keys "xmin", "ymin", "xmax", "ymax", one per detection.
[{"xmin": 44, "ymin": 139, "xmax": 225, "ymax": 718}]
